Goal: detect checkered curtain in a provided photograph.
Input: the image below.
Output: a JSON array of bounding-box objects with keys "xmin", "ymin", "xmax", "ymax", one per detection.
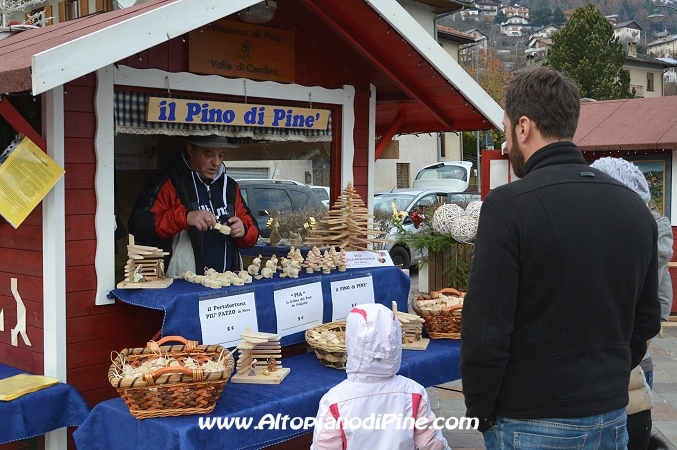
[{"xmin": 114, "ymin": 91, "xmax": 332, "ymax": 143}]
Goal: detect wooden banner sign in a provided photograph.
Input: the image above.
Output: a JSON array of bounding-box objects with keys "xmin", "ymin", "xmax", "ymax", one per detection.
[
  {"xmin": 189, "ymin": 20, "xmax": 295, "ymax": 83},
  {"xmin": 146, "ymin": 97, "xmax": 330, "ymax": 130}
]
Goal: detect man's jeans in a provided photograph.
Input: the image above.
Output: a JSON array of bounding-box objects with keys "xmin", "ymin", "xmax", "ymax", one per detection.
[{"xmin": 482, "ymin": 407, "xmax": 628, "ymax": 450}]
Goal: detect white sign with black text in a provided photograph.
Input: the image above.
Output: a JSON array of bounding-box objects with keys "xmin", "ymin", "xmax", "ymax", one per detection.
[
  {"xmin": 331, "ymin": 275, "xmax": 375, "ymax": 321},
  {"xmin": 345, "ymin": 251, "xmax": 394, "ymax": 269},
  {"xmin": 199, "ymin": 291, "xmax": 257, "ymax": 347},
  {"xmin": 274, "ymin": 282, "xmax": 323, "ymax": 337}
]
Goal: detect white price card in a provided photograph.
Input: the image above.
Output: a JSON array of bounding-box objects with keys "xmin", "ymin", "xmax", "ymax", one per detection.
[
  {"xmin": 331, "ymin": 275, "xmax": 375, "ymax": 321},
  {"xmin": 274, "ymin": 282, "xmax": 323, "ymax": 337},
  {"xmin": 199, "ymin": 291, "xmax": 257, "ymax": 347},
  {"xmin": 345, "ymin": 251, "xmax": 394, "ymax": 268}
]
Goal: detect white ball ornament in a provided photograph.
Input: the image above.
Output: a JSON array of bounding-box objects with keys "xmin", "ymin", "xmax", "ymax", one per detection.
[
  {"xmin": 432, "ymin": 203, "xmax": 464, "ymax": 234},
  {"xmin": 451, "ymin": 215, "xmax": 479, "ymax": 244},
  {"xmin": 465, "ymin": 200, "xmax": 482, "ymax": 221}
]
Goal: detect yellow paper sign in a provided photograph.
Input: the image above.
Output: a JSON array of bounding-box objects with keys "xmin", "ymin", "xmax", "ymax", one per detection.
[
  {"xmin": 146, "ymin": 97, "xmax": 330, "ymax": 130},
  {"xmin": 0, "ymin": 374, "xmax": 60, "ymax": 401},
  {"xmin": 0, "ymin": 137, "xmax": 65, "ymax": 228}
]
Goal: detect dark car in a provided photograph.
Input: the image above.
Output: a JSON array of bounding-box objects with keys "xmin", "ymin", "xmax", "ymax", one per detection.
[{"xmin": 236, "ymin": 179, "xmax": 326, "ymax": 237}]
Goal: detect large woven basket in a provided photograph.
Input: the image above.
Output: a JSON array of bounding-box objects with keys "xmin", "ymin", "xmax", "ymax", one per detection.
[
  {"xmin": 305, "ymin": 321, "xmax": 347, "ymax": 370},
  {"xmin": 108, "ymin": 336, "xmax": 234, "ymax": 419},
  {"xmin": 412, "ymin": 288, "xmax": 465, "ymax": 339}
]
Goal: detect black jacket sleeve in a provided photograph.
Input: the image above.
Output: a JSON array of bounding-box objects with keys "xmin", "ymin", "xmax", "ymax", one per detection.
[{"xmin": 460, "ymin": 192, "xmax": 520, "ymax": 431}]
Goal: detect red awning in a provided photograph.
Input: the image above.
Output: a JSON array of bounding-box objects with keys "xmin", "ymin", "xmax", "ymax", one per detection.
[{"xmin": 574, "ymin": 97, "xmax": 677, "ymax": 151}]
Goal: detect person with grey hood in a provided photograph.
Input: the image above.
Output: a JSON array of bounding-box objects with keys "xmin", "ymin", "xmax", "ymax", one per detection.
[
  {"xmin": 590, "ymin": 157, "xmax": 672, "ymax": 450},
  {"xmin": 311, "ymin": 303, "xmax": 450, "ymax": 450}
]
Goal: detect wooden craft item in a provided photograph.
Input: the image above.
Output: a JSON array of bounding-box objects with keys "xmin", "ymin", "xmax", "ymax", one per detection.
[
  {"xmin": 232, "ymin": 328, "xmax": 290, "ymax": 384},
  {"xmin": 304, "ymin": 182, "xmax": 391, "ymax": 251},
  {"xmin": 392, "ymin": 301, "xmax": 429, "ymax": 351},
  {"xmin": 118, "ymin": 235, "xmax": 173, "ymax": 289}
]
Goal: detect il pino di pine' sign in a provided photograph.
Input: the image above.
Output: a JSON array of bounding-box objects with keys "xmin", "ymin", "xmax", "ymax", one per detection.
[{"xmin": 145, "ymin": 97, "xmax": 330, "ymax": 130}]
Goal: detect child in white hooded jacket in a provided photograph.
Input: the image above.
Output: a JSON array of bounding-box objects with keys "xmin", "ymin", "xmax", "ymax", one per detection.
[{"xmin": 311, "ymin": 303, "xmax": 451, "ymax": 450}]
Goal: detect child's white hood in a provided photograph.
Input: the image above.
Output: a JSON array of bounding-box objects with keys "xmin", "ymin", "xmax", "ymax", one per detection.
[{"xmin": 346, "ymin": 303, "xmax": 402, "ymax": 380}]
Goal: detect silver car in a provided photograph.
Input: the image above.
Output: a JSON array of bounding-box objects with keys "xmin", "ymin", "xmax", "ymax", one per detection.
[{"xmin": 373, "ymin": 189, "xmax": 478, "ymax": 268}]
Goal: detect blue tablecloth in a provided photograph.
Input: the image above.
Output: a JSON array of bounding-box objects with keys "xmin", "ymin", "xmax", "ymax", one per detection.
[
  {"xmin": 73, "ymin": 339, "xmax": 460, "ymax": 450},
  {"xmin": 0, "ymin": 364, "xmax": 91, "ymax": 444},
  {"xmin": 109, "ymin": 266, "xmax": 410, "ymax": 347}
]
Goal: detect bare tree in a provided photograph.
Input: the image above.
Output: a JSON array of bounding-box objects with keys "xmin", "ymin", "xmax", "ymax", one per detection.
[{"xmin": 1, "ymin": 0, "xmax": 46, "ymax": 27}]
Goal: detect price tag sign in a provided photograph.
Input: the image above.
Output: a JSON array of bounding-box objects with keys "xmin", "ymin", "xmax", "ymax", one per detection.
[
  {"xmin": 199, "ymin": 291, "xmax": 257, "ymax": 347},
  {"xmin": 331, "ymin": 275, "xmax": 375, "ymax": 321},
  {"xmin": 274, "ymin": 282, "xmax": 323, "ymax": 337}
]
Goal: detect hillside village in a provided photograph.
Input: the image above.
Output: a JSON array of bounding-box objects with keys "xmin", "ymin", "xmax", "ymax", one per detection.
[{"xmin": 440, "ymin": 0, "xmax": 677, "ymax": 96}]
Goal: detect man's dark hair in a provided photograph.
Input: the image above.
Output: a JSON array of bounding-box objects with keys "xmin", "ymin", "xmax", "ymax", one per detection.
[{"xmin": 505, "ymin": 67, "xmax": 580, "ymax": 141}]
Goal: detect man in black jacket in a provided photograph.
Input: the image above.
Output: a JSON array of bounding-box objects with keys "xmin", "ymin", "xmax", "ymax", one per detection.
[{"xmin": 460, "ymin": 67, "xmax": 661, "ymax": 449}]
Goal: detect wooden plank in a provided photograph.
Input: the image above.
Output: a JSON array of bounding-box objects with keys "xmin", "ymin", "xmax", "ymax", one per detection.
[
  {"xmin": 64, "ymin": 163, "xmax": 96, "ymax": 190},
  {"xmin": 66, "ymin": 265, "xmax": 98, "ymax": 292},
  {"xmin": 65, "ymin": 214, "xmax": 96, "ymax": 241},
  {"xmin": 0, "ymin": 343, "xmax": 43, "ymax": 374},
  {"xmin": 66, "ymin": 239, "xmax": 96, "ymax": 267},
  {"xmin": 0, "ymin": 249, "xmax": 42, "ymax": 277},
  {"xmin": 116, "ymin": 278, "xmax": 173, "ymax": 289},
  {"xmin": 68, "ymin": 73, "xmax": 96, "ymax": 88},
  {"xmin": 80, "ymin": 386, "xmax": 118, "ymax": 409},
  {"xmin": 0, "ymin": 296, "xmax": 43, "ymax": 329},
  {"xmin": 64, "ymin": 137, "xmax": 95, "ymax": 164},
  {"xmin": 167, "ymin": 36, "xmax": 187, "ymax": 72},
  {"xmin": 66, "ymin": 189, "xmax": 96, "ymax": 215},
  {"xmin": 64, "ymin": 85, "xmax": 94, "ymax": 113},
  {"xmin": 67, "ymin": 361, "xmax": 111, "ymax": 392},
  {"xmin": 0, "ymin": 325, "xmax": 44, "ymax": 349},
  {"xmin": 147, "ymin": 42, "xmax": 169, "ymax": 71},
  {"xmin": 67, "ymin": 330, "xmax": 160, "ymax": 368},
  {"xmin": 64, "ymin": 111, "xmax": 96, "ymax": 138},
  {"xmin": 0, "ymin": 273, "xmax": 42, "ymax": 302},
  {"xmin": 66, "ymin": 309, "xmax": 163, "ymax": 344},
  {"xmin": 0, "ymin": 224, "xmax": 42, "ymax": 251}
]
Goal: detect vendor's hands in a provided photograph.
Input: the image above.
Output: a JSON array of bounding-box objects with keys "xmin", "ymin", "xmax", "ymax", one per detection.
[
  {"xmin": 187, "ymin": 210, "xmax": 216, "ymax": 232},
  {"xmin": 228, "ymin": 217, "xmax": 246, "ymax": 239}
]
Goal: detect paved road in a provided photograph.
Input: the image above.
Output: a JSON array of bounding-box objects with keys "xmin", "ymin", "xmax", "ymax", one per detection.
[{"xmin": 407, "ymin": 269, "xmax": 677, "ymax": 449}]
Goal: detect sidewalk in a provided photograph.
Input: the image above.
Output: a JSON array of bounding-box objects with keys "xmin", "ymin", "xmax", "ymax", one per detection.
[{"xmin": 408, "ymin": 270, "xmax": 677, "ymax": 449}]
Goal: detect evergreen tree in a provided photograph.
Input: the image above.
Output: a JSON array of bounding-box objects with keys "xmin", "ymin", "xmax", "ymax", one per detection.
[
  {"xmin": 494, "ymin": 11, "xmax": 507, "ymax": 24},
  {"xmin": 552, "ymin": 7, "xmax": 566, "ymax": 26},
  {"xmin": 546, "ymin": 4, "xmax": 632, "ymax": 100},
  {"xmin": 531, "ymin": 7, "xmax": 553, "ymax": 27}
]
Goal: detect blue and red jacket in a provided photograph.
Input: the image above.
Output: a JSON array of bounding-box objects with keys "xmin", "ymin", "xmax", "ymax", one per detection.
[{"xmin": 128, "ymin": 150, "xmax": 258, "ymax": 274}]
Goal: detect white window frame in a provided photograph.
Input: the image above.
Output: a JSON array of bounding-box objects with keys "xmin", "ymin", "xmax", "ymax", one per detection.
[{"xmin": 93, "ymin": 65, "xmax": 355, "ymax": 305}]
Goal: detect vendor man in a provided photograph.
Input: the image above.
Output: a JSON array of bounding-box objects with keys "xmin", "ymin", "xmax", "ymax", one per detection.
[{"xmin": 128, "ymin": 135, "xmax": 259, "ymax": 277}]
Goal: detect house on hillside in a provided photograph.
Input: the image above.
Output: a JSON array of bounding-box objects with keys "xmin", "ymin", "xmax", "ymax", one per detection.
[
  {"xmin": 614, "ymin": 20, "xmax": 643, "ymax": 44},
  {"xmin": 624, "ymin": 43, "xmax": 676, "ymax": 97},
  {"xmin": 606, "ymin": 14, "xmax": 620, "ymax": 25},
  {"xmin": 658, "ymin": 57, "xmax": 677, "ymax": 83},
  {"xmin": 472, "ymin": 0, "xmax": 500, "ymax": 17},
  {"xmin": 647, "ymin": 34, "xmax": 677, "ymax": 58},
  {"xmin": 465, "ymin": 28, "xmax": 489, "ymax": 50},
  {"xmin": 526, "ymin": 36, "xmax": 552, "ymax": 56},
  {"xmin": 563, "ymin": 8, "xmax": 576, "ymax": 21},
  {"xmin": 529, "ymin": 23, "xmax": 559, "ymax": 39},
  {"xmin": 500, "ymin": 4, "xmax": 530, "ymax": 19},
  {"xmin": 501, "ymin": 15, "xmax": 529, "ymax": 36}
]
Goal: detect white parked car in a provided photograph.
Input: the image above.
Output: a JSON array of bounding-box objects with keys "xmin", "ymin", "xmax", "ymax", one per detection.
[
  {"xmin": 413, "ymin": 161, "xmax": 473, "ymax": 192},
  {"xmin": 308, "ymin": 185, "xmax": 330, "ymax": 208},
  {"xmin": 373, "ymin": 188, "xmax": 480, "ymax": 268}
]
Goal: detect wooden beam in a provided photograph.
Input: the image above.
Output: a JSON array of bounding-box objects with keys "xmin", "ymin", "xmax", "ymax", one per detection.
[
  {"xmin": 375, "ymin": 113, "xmax": 405, "ymax": 161},
  {"xmin": 297, "ymin": 0, "xmax": 453, "ymax": 130},
  {"xmin": 0, "ymin": 95, "xmax": 47, "ymax": 151}
]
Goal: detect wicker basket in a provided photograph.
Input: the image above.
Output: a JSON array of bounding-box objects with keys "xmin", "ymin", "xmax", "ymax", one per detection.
[
  {"xmin": 305, "ymin": 321, "xmax": 347, "ymax": 370},
  {"xmin": 412, "ymin": 288, "xmax": 465, "ymax": 339},
  {"xmin": 108, "ymin": 336, "xmax": 235, "ymax": 419}
]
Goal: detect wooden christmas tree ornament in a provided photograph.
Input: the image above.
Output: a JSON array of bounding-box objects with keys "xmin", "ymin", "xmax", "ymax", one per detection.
[{"xmin": 393, "ymin": 301, "xmax": 428, "ymax": 350}]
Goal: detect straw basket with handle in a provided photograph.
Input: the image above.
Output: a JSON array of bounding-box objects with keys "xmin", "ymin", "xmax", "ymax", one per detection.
[
  {"xmin": 412, "ymin": 287, "xmax": 465, "ymax": 339},
  {"xmin": 108, "ymin": 336, "xmax": 235, "ymax": 419},
  {"xmin": 305, "ymin": 321, "xmax": 347, "ymax": 370}
]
